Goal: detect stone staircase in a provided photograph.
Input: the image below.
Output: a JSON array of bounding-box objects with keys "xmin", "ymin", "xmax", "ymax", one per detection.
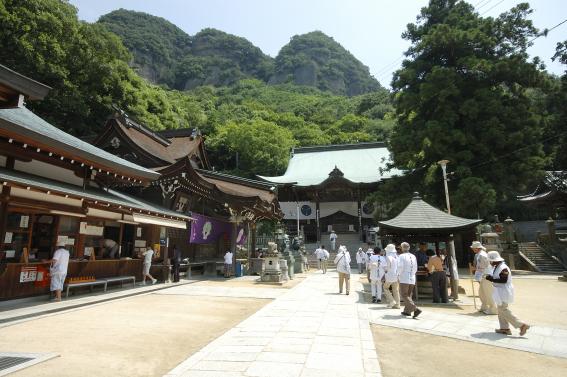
[
  {"xmin": 519, "ymin": 242, "xmax": 565, "ymax": 273},
  {"xmin": 305, "ymin": 232, "xmax": 366, "ymax": 269}
]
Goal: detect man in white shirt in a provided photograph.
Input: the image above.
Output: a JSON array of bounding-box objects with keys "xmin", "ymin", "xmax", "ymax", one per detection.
[
  {"xmin": 368, "ymin": 247, "xmax": 386, "ymax": 303},
  {"xmin": 315, "ymin": 246, "xmax": 329, "ymax": 274},
  {"xmin": 50, "ymin": 240, "xmax": 70, "ymax": 301},
  {"xmin": 398, "ymin": 242, "xmax": 421, "ymax": 318},
  {"xmin": 356, "ymin": 248, "xmax": 367, "ymax": 273},
  {"xmin": 471, "ymin": 241, "xmax": 497, "ymax": 314},
  {"xmin": 329, "ymin": 231, "xmax": 337, "ymax": 251},
  {"xmin": 383, "ymin": 244, "xmax": 400, "ymax": 309},
  {"xmin": 224, "ymin": 250, "xmax": 233, "ymax": 278},
  {"xmin": 334, "ymin": 246, "xmax": 351, "ymax": 294},
  {"xmin": 142, "ymin": 245, "xmax": 157, "ymax": 285}
]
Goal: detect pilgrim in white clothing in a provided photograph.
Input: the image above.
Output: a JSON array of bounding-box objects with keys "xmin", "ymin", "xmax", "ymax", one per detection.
[
  {"xmin": 382, "ymin": 244, "xmax": 400, "ymax": 308},
  {"xmin": 486, "ymin": 251, "xmax": 529, "ymax": 336},
  {"xmin": 397, "ymin": 242, "xmax": 421, "ymax": 318},
  {"xmin": 334, "ymin": 246, "xmax": 351, "ymax": 294},
  {"xmin": 356, "ymin": 248, "xmax": 367, "ymax": 273},
  {"xmin": 50, "ymin": 241, "xmax": 70, "ymax": 301}
]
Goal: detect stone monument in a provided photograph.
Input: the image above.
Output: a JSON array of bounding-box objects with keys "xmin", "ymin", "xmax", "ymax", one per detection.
[{"xmin": 261, "ymin": 242, "xmax": 283, "ymax": 283}]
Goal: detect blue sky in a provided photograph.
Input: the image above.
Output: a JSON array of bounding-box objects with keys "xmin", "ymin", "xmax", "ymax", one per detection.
[{"xmin": 69, "ymin": 0, "xmax": 566, "ymax": 87}]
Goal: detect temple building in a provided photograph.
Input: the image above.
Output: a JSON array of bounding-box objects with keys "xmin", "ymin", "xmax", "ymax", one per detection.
[
  {"xmin": 91, "ymin": 111, "xmax": 281, "ymax": 262},
  {"xmin": 518, "ymin": 171, "xmax": 567, "ymax": 219},
  {"xmin": 258, "ymin": 142, "xmax": 399, "ymax": 244},
  {"xmin": 0, "ymin": 64, "xmax": 192, "ymax": 299}
]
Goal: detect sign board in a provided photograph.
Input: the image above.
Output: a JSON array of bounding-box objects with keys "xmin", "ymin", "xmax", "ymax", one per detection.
[
  {"xmin": 20, "ymin": 266, "xmax": 38, "ymax": 283},
  {"xmin": 134, "ymin": 240, "xmax": 146, "ymax": 248},
  {"xmin": 79, "ymin": 222, "xmax": 104, "ymax": 236},
  {"xmin": 19, "ymin": 215, "xmax": 29, "ymax": 228},
  {"xmin": 84, "ymin": 247, "xmax": 94, "ymax": 257},
  {"xmin": 3, "ymin": 232, "xmax": 13, "ymax": 243}
]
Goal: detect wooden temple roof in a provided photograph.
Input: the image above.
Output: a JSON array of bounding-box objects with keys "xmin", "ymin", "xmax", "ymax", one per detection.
[
  {"xmin": 378, "ymin": 192, "xmax": 481, "ymax": 234},
  {"xmin": 518, "ymin": 171, "xmax": 567, "ymax": 204},
  {"xmin": 156, "ymin": 158, "xmax": 281, "ymax": 220},
  {"xmin": 93, "ymin": 112, "xmax": 210, "ymax": 170},
  {"xmin": 0, "ymin": 106, "xmax": 160, "ymax": 184},
  {"xmin": 0, "ymin": 64, "xmax": 51, "ymax": 102}
]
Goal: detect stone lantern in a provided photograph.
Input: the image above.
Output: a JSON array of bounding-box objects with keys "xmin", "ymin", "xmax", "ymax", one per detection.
[{"xmin": 261, "ymin": 242, "xmax": 283, "ymax": 282}]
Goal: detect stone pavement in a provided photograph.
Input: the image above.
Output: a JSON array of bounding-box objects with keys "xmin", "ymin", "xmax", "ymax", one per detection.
[
  {"xmin": 164, "ymin": 271, "xmax": 381, "ymax": 377},
  {"xmin": 368, "ymin": 303, "xmax": 567, "ymax": 359}
]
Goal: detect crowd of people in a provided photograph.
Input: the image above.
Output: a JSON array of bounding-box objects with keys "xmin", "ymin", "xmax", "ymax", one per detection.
[{"xmin": 311, "ymin": 239, "xmax": 529, "ymax": 336}]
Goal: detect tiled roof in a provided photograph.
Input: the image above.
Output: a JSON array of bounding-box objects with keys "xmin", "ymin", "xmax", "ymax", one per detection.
[
  {"xmin": 0, "ymin": 167, "xmax": 190, "ymax": 220},
  {"xmin": 115, "ymin": 121, "xmax": 201, "ymax": 164},
  {"xmin": 258, "ymin": 142, "xmax": 400, "ymax": 186},
  {"xmin": 378, "ymin": 193, "xmax": 481, "ymax": 231},
  {"xmin": 0, "ymin": 106, "xmax": 159, "ymax": 180}
]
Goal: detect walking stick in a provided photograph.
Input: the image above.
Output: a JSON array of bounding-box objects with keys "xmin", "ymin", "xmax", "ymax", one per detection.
[{"xmin": 468, "ymin": 263, "xmax": 477, "ymax": 310}]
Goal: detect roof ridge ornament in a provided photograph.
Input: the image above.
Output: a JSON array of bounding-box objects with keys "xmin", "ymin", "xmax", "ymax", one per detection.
[{"xmin": 328, "ymin": 166, "xmax": 344, "ymax": 178}]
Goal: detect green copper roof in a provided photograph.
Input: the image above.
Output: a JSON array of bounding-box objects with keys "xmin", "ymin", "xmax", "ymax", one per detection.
[
  {"xmin": 0, "ymin": 167, "xmax": 190, "ymax": 220},
  {"xmin": 0, "ymin": 106, "xmax": 160, "ymax": 180},
  {"xmin": 258, "ymin": 142, "xmax": 400, "ymax": 186}
]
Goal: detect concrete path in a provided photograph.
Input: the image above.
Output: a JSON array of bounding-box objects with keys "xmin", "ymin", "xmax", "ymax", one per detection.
[
  {"xmin": 164, "ymin": 271, "xmax": 381, "ymax": 377},
  {"xmin": 368, "ymin": 304, "xmax": 567, "ymax": 359}
]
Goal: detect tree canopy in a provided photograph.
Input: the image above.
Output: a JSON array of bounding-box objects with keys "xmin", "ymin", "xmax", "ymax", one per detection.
[{"xmin": 375, "ymin": 0, "xmax": 550, "ymax": 218}]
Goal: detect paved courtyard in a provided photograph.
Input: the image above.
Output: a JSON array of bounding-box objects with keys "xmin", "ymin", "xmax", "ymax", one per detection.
[{"xmin": 1, "ymin": 270, "xmax": 567, "ymax": 377}]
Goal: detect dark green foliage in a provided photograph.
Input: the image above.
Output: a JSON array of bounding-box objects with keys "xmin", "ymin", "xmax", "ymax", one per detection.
[
  {"xmin": 273, "ymin": 31, "xmax": 382, "ymax": 96},
  {"xmin": 369, "ymin": 0, "xmax": 550, "ymax": 219},
  {"xmin": 98, "ymin": 8, "xmax": 191, "ymax": 87}
]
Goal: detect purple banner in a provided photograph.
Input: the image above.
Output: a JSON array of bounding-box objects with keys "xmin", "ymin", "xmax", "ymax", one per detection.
[
  {"xmin": 190, "ymin": 213, "xmax": 231, "ymax": 244},
  {"xmin": 236, "ymin": 226, "xmax": 247, "ymax": 246}
]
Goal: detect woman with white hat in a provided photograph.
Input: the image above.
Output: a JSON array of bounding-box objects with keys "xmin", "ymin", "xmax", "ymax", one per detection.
[
  {"xmin": 485, "ymin": 251, "xmax": 530, "ymax": 336},
  {"xmin": 471, "ymin": 241, "xmax": 497, "ymax": 314}
]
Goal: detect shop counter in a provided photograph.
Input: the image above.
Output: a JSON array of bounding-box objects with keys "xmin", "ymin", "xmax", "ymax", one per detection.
[{"xmin": 0, "ymin": 259, "xmax": 143, "ymax": 300}]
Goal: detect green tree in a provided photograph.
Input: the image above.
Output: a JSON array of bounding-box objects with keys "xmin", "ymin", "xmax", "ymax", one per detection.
[
  {"xmin": 208, "ymin": 120, "xmax": 295, "ymax": 177},
  {"xmin": 389, "ymin": 0, "xmax": 548, "ymax": 215},
  {"xmin": 451, "ymin": 177, "xmax": 496, "ymax": 218}
]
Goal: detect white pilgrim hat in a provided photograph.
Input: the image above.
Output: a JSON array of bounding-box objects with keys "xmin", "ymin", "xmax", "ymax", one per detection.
[
  {"xmin": 487, "ymin": 250, "xmax": 504, "ymax": 262},
  {"xmin": 385, "ymin": 244, "xmax": 396, "ymax": 254},
  {"xmin": 470, "ymin": 241, "xmax": 485, "ymax": 250}
]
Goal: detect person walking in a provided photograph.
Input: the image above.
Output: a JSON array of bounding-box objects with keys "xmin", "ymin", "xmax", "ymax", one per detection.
[
  {"xmin": 426, "ymin": 249, "xmax": 448, "ymax": 303},
  {"xmin": 368, "ymin": 247, "xmax": 386, "ymax": 303},
  {"xmin": 329, "ymin": 230, "xmax": 338, "ymax": 251},
  {"xmin": 398, "ymin": 242, "xmax": 421, "ymax": 318},
  {"xmin": 224, "ymin": 250, "xmax": 233, "ymax": 278},
  {"xmin": 356, "ymin": 248, "xmax": 367, "ymax": 274},
  {"xmin": 334, "ymin": 246, "xmax": 351, "ymax": 295},
  {"xmin": 316, "ymin": 245, "xmax": 329, "ymax": 274},
  {"xmin": 49, "ymin": 240, "xmax": 70, "ymax": 301},
  {"xmin": 366, "ymin": 246, "xmax": 374, "ymax": 281},
  {"xmin": 142, "ymin": 245, "xmax": 158, "ymax": 285},
  {"xmin": 471, "ymin": 241, "xmax": 497, "ymax": 314},
  {"xmin": 383, "ymin": 243, "xmax": 400, "ymax": 309},
  {"xmin": 171, "ymin": 244, "xmax": 181, "ymax": 283},
  {"xmin": 486, "ymin": 251, "xmax": 530, "ymax": 336}
]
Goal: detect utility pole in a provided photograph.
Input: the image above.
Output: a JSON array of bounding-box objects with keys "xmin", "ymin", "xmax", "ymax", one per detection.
[{"xmin": 438, "ymin": 159, "xmax": 459, "ymax": 300}]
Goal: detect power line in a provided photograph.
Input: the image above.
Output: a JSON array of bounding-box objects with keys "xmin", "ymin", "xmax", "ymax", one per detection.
[
  {"xmin": 474, "ymin": 0, "xmax": 493, "ymax": 11},
  {"xmin": 528, "ymin": 18, "xmax": 567, "ymax": 44},
  {"xmin": 480, "ymin": 0, "xmax": 506, "ymax": 16}
]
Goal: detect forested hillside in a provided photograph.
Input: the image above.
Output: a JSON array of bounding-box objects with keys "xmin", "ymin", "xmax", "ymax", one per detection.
[
  {"xmin": 0, "ymin": 0, "xmax": 393, "ymax": 177},
  {"xmin": 96, "ymin": 9, "xmax": 382, "ymax": 95},
  {"xmin": 1, "ymin": 0, "xmax": 565, "ymax": 220}
]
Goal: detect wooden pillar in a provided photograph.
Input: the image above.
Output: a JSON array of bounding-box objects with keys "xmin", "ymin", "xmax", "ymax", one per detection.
[
  {"xmin": 315, "ymin": 194, "xmax": 320, "ymax": 243},
  {"xmin": 447, "ymin": 235, "xmax": 459, "ymax": 300},
  {"xmin": 250, "ymin": 222, "xmax": 257, "ymax": 255},
  {"xmin": 357, "ymin": 188, "xmax": 362, "ymax": 242},
  {"xmin": 231, "ymin": 221, "xmax": 237, "ymax": 276},
  {"xmin": 0, "ymin": 157, "xmax": 14, "ymax": 245}
]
